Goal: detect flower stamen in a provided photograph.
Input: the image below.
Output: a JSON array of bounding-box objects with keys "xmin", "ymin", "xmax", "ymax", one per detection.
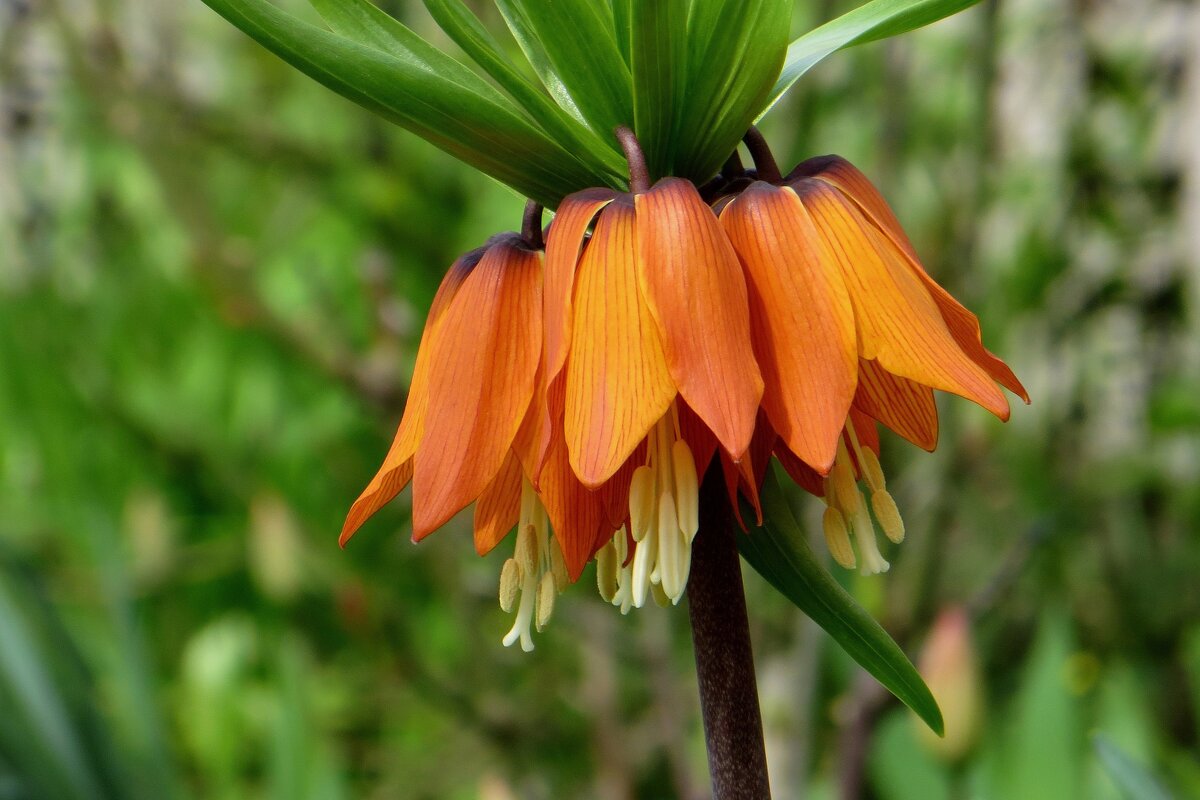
[
  {"xmin": 820, "ymin": 418, "xmax": 907, "ymax": 575},
  {"xmin": 611, "ymin": 404, "xmax": 699, "ymax": 609},
  {"xmin": 501, "ymin": 477, "xmax": 565, "ymax": 651}
]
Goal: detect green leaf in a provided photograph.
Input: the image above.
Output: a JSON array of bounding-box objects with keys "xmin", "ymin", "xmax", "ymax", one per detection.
[
  {"xmin": 0, "ymin": 569, "xmax": 107, "ymax": 800},
  {"xmin": 764, "ymin": 0, "xmax": 985, "ymax": 115},
  {"xmin": 610, "ymin": 0, "xmax": 633, "ymax": 66},
  {"xmin": 308, "ymin": 0, "xmax": 505, "ymax": 104},
  {"xmin": 737, "ymin": 468, "xmax": 944, "ymax": 735},
  {"xmin": 200, "ymin": 0, "xmax": 602, "ymax": 207},
  {"xmin": 1001, "ymin": 613, "xmax": 1083, "ymax": 800},
  {"xmin": 491, "ymin": 0, "xmax": 580, "ymax": 123},
  {"xmin": 674, "ymin": 0, "xmax": 790, "ymax": 183},
  {"xmin": 500, "ymin": 0, "xmax": 633, "ymax": 142},
  {"xmin": 629, "ymin": 0, "xmax": 689, "ymax": 180},
  {"xmin": 421, "ymin": 0, "xmax": 627, "ymax": 182},
  {"xmin": 1094, "ymin": 735, "xmax": 1174, "ymax": 800}
]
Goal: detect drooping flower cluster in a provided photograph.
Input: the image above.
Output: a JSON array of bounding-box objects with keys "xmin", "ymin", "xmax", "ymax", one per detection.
[{"xmin": 339, "ymin": 134, "xmax": 1026, "ymax": 650}]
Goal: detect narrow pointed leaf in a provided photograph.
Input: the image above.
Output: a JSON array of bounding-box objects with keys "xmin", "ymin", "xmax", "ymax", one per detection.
[
  {"xmin": 675, "ymin": 0, "xmax": 790, "ymax": 182},
  {"xmin": 737, "ymin": 468, "xmax": 944, "ymax": 735},
  {"xmin": 610, "ymin": 0, "xmax": 633, "ymax": 66},
  {"xmin": 764, "ymin": 0, "xmax": 985, "ymax": 115},
  {"xmin": 0, "ymin": 575, "xmax": 108, "ymax": 800},
  {"xmin": 502, "ymin": 0, "xmax": 633, "ymax": 140},
  {"xmin": 200, "ymin": 0, "xmax": 600, "ymax": 206},
  {"xmin": 308, "ymin": 0, "xmax": 504, "ymax": 101},
  {"xmin": 422, "ymin": 0, "xmax": 627, "ymax": 181},
  {"xmin": 629, "ymin": 0, "xmax": 689, "ymax": 180},
  {"xmin": 491, "ymin": 0, "xmax": 582, "ymax": 125}
]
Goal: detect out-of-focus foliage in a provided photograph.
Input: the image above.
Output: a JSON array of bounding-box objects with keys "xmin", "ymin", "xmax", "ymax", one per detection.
[{"xmin": 2, "ymin": 0, "xmax": 1199, "ymax": 798}]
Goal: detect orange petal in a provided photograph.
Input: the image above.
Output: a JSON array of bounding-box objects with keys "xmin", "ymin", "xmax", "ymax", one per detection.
[
  {"xmin": 850, "ymin": 408, "xmax": 880, "ymax": 457},
  {"xmin": 473, "ymin": 451, "xmax": 523, "ymax": 556},
  {"xmin": 598, "ymin": 445, "xmax": 641, "ymax": 531},
  {"xmin": 412, "ymin": 238, "xmax": 543, "ymax": 538},
  {"xmin": 775, "ymin": 445, "xmax": 825, "ymax": 498},
  {"xmin": 742, "ymin": 410, "xmax": 778, "ymax": 517},
  {"xmin": 801, "ymin": 156, "xmax": 1028, "ymax": 403},
  {"xmin": 723, "ymin": 410, "xmax": 776, "ymax": 529},
  {"xmin": 538, "ymin": 429, "xmax": 614, "ymax": 581},
  {"xmin": 678, "ymin": 399, "xmax": 718, "ymax": 478},
  {"xmin": 565, "ymin": 201, "xmax": 676, "ymax": 487},
  {"xmin": 915, "ymin": 278, "xmax": 1028, "ymax": 402},
  {"xmin": 854, "ymin": 359, "xmax": 939, "ymax": 451},
  {"xmin": 544, "ymin": 189, "xmax": 618, "ymax": 389},
  {"xmin": 793, "ymin": 179, "xmax": 1010, "ymax": 421},
  {"xmin": 340, "ymin": 253, "xmax": 478, "ymax": 546},
  {"xmin": 792, "ymin": 155, "xmax": 919, "ymax": 257},
  {"xmin": 540, "ymin": 189, "xmax": 618, "ymax": 474},
  {"xmin": 340, "ymin": 457, "xmax": 413, "ymax": 547},
  {"xmin": 721, "ymin": 182, "xmax": 857, "ymax": 473},
  {"xmin": 635, "ymin": 178, "xmax": 763, "ymax": 461}
]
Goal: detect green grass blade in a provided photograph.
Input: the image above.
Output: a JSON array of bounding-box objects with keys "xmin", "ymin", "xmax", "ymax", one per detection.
[
  {"xmin": 200, "ymin": 0, "xmax": 601, "ymax": 206},
  {"xmin": 763, "ymin": 0, "xmax": 985, "ymax": 116},
  {"xmin": 737, "ymin": 468, "xmax": 944, "ymax": 735}
]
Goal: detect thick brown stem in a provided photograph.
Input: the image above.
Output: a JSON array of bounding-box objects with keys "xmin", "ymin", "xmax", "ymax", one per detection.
[
  {"xmin": 742, "ymin": 127, "xmax": 782, "ymax": 184},
  {"xmin": 687, "ymin": 464, "xmax": 772, "ymax": 799},
  {"xmin": 521, "ymin": 200, "xmax": 544, "ymax": 250},
  {"xmin": 614, "ymin": 125, "xmax": 651, "ymax": 193}
]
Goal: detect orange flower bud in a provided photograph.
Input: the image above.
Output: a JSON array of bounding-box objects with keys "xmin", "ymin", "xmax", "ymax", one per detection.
[{"xmin": 915, "ymin": 608, "xmax": 984, "ymax": 762}]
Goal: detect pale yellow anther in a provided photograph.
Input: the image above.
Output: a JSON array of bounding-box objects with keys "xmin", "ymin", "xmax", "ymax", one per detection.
[
  {"xmin": 676, "ymin": 542, "xmax": 692, "ymax": 603},
  {"xmin": 501, "ymin": 483, "xmax": 569, "ymax": 651},
  {"xmin": 830, "ymin": 462, "xmax": 858, "ymax": 514},
  {"xmin": 822, "ymin": 422, "xmax": 904, "ymax": 576},
  {"xmin": 871, "ymin": 490, "xmax": 906, "ymax": 543},
  {"xmin": 671, "ymin": 440, "xmax": 699, "ymax": 542},
  {"xmin": 613, "ymin": 527, "xmax": 629, "ymax": 562},
  {"xmin": 516, "ymin": 524, "xmax": 538, "ymax": 576},
  {"xmin": 596, "ymin": 542, "xmax": 618, "ymax": 603},
  {"xmin": 617, "ymin": 562, "xmax": 634, "ymax": 615},
  {"xmin": 535, "ymin": 572, "xmax": 556, "ymax": 631},
  {"xmin": 499, "ymin": 558, "xmax": 522, "ymax": 612},
  {"xmin": 631, "ymin": 528, "xmax": 657, "ymax": 608},
  {"xmin": 651, "ymin": 581, "xmax": 671, "ymax": 608},
  {"xmin": 845, "ymin": 420, "xmax": 883, "ymax": 489},
  {"xmin": 821, "ymin": 477, "xmax": 836, "ymax": 506},
  {"xmin": 629, "ymin": 465, "xmax": 655, "ymax": 542},
  {"xmin": 859, "ymin": 448, "xmax": 886, "ymax": 493},
  {"xmin": 657, "ymin": 493, "xmax": 681, "ymax": 601},
  {"xmin": 620, "ymin": 405, "xmax": 700, "ymax": 613},
  {"xmin": 822, "ymin": 507, "xmax": 857, "ymax": 569},
  {"xmin": 550, "ymin": 542, "xmax": 569, "ymax": 592}
]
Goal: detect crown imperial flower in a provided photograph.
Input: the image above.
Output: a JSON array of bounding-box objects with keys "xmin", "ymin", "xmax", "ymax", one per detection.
[{"xmin": 341, "ymin": 130, "xmax": 1025, "ymax": 650}]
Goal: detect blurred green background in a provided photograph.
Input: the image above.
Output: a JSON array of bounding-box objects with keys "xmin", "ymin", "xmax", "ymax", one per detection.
[{"xmin": 2, "ymin": 0, "xmax": 1199, "ymax": 798}]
